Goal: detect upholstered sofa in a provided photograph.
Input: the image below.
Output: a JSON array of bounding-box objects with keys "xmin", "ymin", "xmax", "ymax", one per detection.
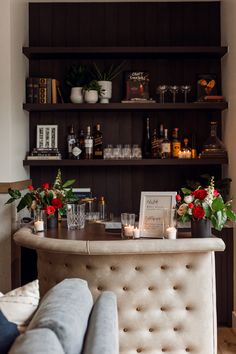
[
  {"xmin": 14, "ymin": 227, "xmax": 225, "ymax": 354},
  {"xmin": 8, "ymin": 278, "xmax": 119, "ymax": 354}
]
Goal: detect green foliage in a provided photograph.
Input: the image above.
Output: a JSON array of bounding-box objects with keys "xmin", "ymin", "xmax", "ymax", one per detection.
[
  {"xmin": 83, "ymin": 80, "xmax": 103, "ymax": 94},
  {"xmin": 91, "ymin": 61, "xmax": 127, "ymax": 81},
  {"xmin": 66, "ymin": 64, "xmax": 88, "ymax": 87}
]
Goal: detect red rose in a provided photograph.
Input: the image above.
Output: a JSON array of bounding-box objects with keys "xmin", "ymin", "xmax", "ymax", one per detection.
[
  {"xmin": 45, "ymin": 205, "xmax": 56, "ymax": 215},
  {"xmin": 176, "ymin": 194, "xmax": 181, "ymax": 201},
  {"xmin": 193, "ymin": 189, "xmax": 207, "ymax": 200},
  {"xmin": 213, "ymin": 189, "xmax": 220, "ymax": 197},
  {"xmin": 42, "ymin": 183, "xmax": 49, "ymax": 189},
  {"xmin": 188, "ymin": 202, "xmax": 194, "ymax": 209},
  {"xmin": 27, "ymin": 185, "xmax": 34, "ymax": 191},
  {"xmin": 51, "ymin": 198, "xmax": 63, "ymax": 209},
  {"xmin": 192, "ymin": 206, "xmax": 205, "ymax": 219}
]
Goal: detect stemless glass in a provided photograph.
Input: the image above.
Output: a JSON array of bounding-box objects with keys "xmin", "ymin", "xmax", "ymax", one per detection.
[
  {"xmin": 121, "ymin": 213, "xmax": 135, "ymax": 239},
  {"xmin": 67, "ymin": 203, "xmax": 86, "ymax": 230},
  {"xmin": 180, "ymin": 85, "xmax": 191, "ymax": 103},
  {"xmin": 169, "ymin": 85, "xmax": 179, "ymax": 103}
]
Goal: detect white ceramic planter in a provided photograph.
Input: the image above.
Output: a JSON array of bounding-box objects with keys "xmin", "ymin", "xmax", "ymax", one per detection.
[
  {"xmin": 98, "ymin": 81, "xmax": 112, "ymax": 103},
  {"xmin": 84, "ymin": 90, "xmax": 98, "ymax": 104},
  {"xmin": 70, "ymin": 87, "xmax": 83, "ymax": 103}
]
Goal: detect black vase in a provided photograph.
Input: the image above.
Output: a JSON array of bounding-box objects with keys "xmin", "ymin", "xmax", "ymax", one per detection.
[
  {"xmin": 46, "ymin": 212, "xmax": 58, "ymax": 229},
  {"xmin": 191, "ymin": 219, "xmax": 212, "ymax": 238}
]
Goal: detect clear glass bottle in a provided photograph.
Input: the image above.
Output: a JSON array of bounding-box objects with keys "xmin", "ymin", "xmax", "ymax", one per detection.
[
  {"xmin": 202, "ymin": 121, "xmax": 227, "ymax": 157},
  {"xmin": 84, "ymin": 126, "xmax": 93, "ymax": 159},
  {"xmin": 98, "ymin": 196, "xmax": 106, "ymax": 220},
  {"xmin": 142, "ymin": 117, "xmax": 151, "ymax": 158},
  {"xmin": 161, "ymin": 128, "xmax": 171, "ymax": 159},
  {"xmin": 67, "ymin": 125, "xmax": 76, "ymax": 159}
]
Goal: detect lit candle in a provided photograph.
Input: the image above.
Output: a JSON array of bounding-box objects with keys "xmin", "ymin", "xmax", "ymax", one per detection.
[
  {"xmin": 124, "ymin": 225, "xmax": 134, "ymax": 237},
  {"xmin": 133, "ymin": 227, "xmax": 140, "ymax": 238},
  {"xmin": 34, "ymin": 220, "xmax": 44, "ymax": 232},
  {"xmin": 166, "ymin": 226, "xmax": 177, "ymax": 239}
]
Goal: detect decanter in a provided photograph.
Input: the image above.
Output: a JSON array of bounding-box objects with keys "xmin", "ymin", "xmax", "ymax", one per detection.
[{"xmin": 201, "ymin": 121, "xmax": 227, "ymax": 158}]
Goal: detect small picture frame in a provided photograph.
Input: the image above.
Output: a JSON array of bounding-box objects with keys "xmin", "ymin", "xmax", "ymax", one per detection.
[
  {"xmin": 138, "ymin": 191, "xmax": 177, "ymax": 238},
  {"xmin": 197, "ymin": 74, "xmax": 217, "ymax": 101},
  {"xmin": 36, "ymin": 125, "xmax": 58, "ymax": 149}
]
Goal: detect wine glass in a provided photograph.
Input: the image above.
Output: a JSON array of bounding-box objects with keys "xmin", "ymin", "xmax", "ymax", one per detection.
[
  {"xmin": 181, "ymin": 85, "xmax": 191, "ymax": 103},
  {"xmin": 169, "ymin": 85, "xmax": 179, "ymax": 103},
  {"xmin": 156, "ymin": 85, "xmax": 169, "ymax": 103}
]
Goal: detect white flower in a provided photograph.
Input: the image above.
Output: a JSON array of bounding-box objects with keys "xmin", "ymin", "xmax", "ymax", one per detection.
[
  {"xmin": 177, "ymin": 203, "xmax": 188, "ymax": 216},
  {"xmin": 184, "ymin": 195, "xmax": 194, "ymax": 204}
]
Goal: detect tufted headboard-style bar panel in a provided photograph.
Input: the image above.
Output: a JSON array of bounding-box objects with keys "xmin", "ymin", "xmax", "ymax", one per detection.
[{"xmin": 14, "ymin": 228, "xmax": 225, "ymax": 354}]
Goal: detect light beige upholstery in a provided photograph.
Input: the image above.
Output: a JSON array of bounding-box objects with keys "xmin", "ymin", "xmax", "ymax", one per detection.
[{"xmin": 14, "ymin": 227, "xmax": 225, "ymax": 354}]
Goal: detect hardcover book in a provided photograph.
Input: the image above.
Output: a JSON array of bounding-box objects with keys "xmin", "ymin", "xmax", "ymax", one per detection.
[{"xmin": 124, "ymin": 71, "xmax": 150, "ymax": 101}]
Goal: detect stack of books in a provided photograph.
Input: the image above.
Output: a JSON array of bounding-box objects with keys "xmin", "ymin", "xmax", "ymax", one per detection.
[
  {"xmin": 27, "ymin": 148, "xmax": 62, "ymax": 160},
  {"xmin": 26, "ymin": 77, "xmax": 64, "ymax": 104}
]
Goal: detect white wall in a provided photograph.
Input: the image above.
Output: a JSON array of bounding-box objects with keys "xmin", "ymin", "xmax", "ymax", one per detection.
[{"xmin": 221, "ymin": 0, "xmax": 236, "ymax": 320}]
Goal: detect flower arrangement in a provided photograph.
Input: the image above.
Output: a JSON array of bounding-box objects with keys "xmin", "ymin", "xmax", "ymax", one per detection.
[
  {"xmin": 175, "ymin": 176, "xmax": 236, "ymax": 231},
  {"xmin": 5, "ymin": 169, "xmax": 77, "ymax": 217}
]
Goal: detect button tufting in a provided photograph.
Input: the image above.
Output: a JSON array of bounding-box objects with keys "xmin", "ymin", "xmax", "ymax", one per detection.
[
  {"xmin": 185, "ymin": 306, "xmax": 191, "ymax": 311},
  {"xmin": 135, "ymin": 266, "xmax": 141, "ymax": 271},
  {"xmin": 161, "ymin": 265, "xmax": 167, "ymax": 270},
  {"xmin": 97, "ymin": 286, "xmax": 103, "ymax": 291},
  {"xmin": 148, "ymin": 286, "xmax": 153, "ymax": 291},
  {"xmin": 137, "ymin": 349, "xmax": 142, "ymax": 353},
  {"xmin": 160, "ymin": 307, "xmax": 166, "ymax": 311},
  {"xmin": 149, "ymin": 328, "xmax": 154, "ymax": 332},
  {"xmin": 162, "ymin": 349, "xmax": 167, "ymax": 352},
  {"xmin": 173, "ymin": 285, "xmax": 178, "ymax": 290},
  {"xmin": 123, "ymin": 286, "xmax": 128, "ymax": 291},
  {"xmin": 136, "ymin": 307, "xmax": 141, "ymax": 311},
  {"xmin": 64, "ymin": 263, "xmax": 68, "ymax": 268},
  {"xmin": 110, "ymin": 266, "xmax": 116, "ymax": 270},
  {"xmin": 186, "ymin": 264, "xmax": 191, "ymax": 269},
  {"xmin": 86, "ymin": 265, "xmax": 91, "ymax": 269},
  {"xmin": 173, "ymin": 327, "xmax": 178, "ymax": 331},
  {"xmin": 185, "ymin": 348, "xmax": 190, "ymax": 352},
  {"xmin": 123, "ymin": 328, "xmax": 128, "ymax": 332}
]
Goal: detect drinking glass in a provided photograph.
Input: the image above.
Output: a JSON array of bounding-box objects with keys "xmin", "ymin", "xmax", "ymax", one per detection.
[
  {"xmin": 180, "ymin": 85, "xmax": 191, "ymax": 103},
  {"xmin": 156, "ymin": 85, "xmax": 169, "ymax": 103},
  {"xmin": 34, "ymin": 209, "xmax": 45, "ymax": 232},
  {"xmin": 67, "ymin": 203, "xmax": 86, "ymax": 230},
  {"xmin": 113, "ymin": 144, "xmax": 122, "ymax": 159},
  {"xmin": 169, "ymin": 85, "xmax": 179, "ymax": 103},
  {"xmin": 122, "ymin": 144, "xmax": 132, "ymax": 159},
  {"xmin": 104, "ymin": 144, "xmax": 113, "ymax": 160},
  {"xmin": 132, "ymin": 144, "xmax": 142, "ymax": 159},
  {"xmin": 121, "ymin": 213, "xmax": 135, "ymax": 239},
  {"xmin": 163, "ymin": 208, "xmax": 177, "ymax": 239}
]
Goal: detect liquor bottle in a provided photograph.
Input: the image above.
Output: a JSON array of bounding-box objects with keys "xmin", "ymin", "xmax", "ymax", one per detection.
[
  {"xmin": 171, "ymin": 128, "xmax": 181, "ymax": 158},
  {"xmin": 151, "ymin": 128, "xmax": 159, "ymax": 158},
  {"xmin": 202, "ymin": 121, "xmax": 227, "ymax": 157},
  {"xmin": 78, "ymin": 129, "xmax": 85, "ymax": 159},
  {"xmin": 161, "ymin": 128, "xmax": 171, "ymax": 159},
  {"xmin": 142, "ymin": 117, "xmax": 151, "ymax": 158},
  {"xmin": 84, "ymin": 126, "xmax": 93, "ymax": 159},
  {"xmin": 191, "ymin": 133, "xmax": 197, "ymax": 159},
  {"xmin": 179, "ymin": 138, "xmax": 191, "ymax": 158},
  {"xmin": 156, "ymin": 123, "xmax": 164, "ymax": 158},
  {"xmin": 98, "ymin": 196, "xmax": 106, "ymax": 220},
  {"xmin": 71, "ymin": 138, "xmax": 82, "ymax": 160},
  {"xmin": 67, "ymin": 125, "xmax": 76, "ymax": 159},
  {"xmin": 93, "ymin": 123, "xmax": 103, "ymax": 159}
]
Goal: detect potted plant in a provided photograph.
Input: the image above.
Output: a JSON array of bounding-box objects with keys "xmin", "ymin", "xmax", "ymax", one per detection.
[
  {"xmin": 66, "ymin": 64, "xmax": 87, "ymax": 103},
  {"xmin": 91, "ymin": 61, "xmax": 126, "ymax": 103},
  {"xmin": 83, "ymin": 80, "xmax": 102, "ymax": 104},
  {"xmin": 175, "ymin": 176, "xmax": 236, "ymax": 237}
]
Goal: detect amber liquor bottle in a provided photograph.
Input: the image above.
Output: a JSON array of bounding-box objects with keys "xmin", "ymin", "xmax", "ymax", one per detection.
[
  {"xmin": 85, "ymin": 126, "xmax": 93, "ymax": 159},
  {"xmin": 93, "ymin": 123, "xmax": 103, "ymax": 159},
  {"xmin": 142, "ymin": 117, "xmax": 151, "ymax": 158},
  {"xmin": 171, "ymin": 128, "xmax": 181, "ymax": 158},
  {"xmin": 151, "ymin": 128, "xmax": 159, "ymax": 158}
]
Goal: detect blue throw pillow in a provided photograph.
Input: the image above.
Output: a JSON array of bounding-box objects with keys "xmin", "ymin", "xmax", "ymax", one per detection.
[{"xmin": 0, "ymin": 310, "xmax": 19, "ymax": 353}]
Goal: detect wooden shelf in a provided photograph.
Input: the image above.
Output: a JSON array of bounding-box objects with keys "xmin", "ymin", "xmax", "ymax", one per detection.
[
  {"xmin": 23, "ymin": 102, "xmax": 228, "ymax": 112},
  {"xmin": 23, "ymin": 158, "xmax": 228, "ymax": 167},
  {"xmin": 23, "ymin": 46, "xmax": 228, "ymax": 59}
]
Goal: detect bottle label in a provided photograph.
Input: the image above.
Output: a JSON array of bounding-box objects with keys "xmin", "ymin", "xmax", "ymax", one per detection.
[
  {"xmin": 68, "ymin": 138, "xmax": 76, "ymax": 152},
  {"xmin": 94, "ymin": 137, "xmax": 102, "ymax": 146},
  {"xmin": 162, "ymin": 143, "xmax": 171, "ymax": 153},
  {"xmin": 172, "ymin": 142, "xmax": 181, "ymax": 157},
  {"xmin": 72, "ymin": 146, "xmax": 82, "ymax": 157}
]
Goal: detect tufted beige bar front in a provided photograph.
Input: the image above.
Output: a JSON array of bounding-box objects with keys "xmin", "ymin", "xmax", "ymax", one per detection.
[{"xmin": 14, "ymin": 227, "xmax": 225, "ymax": 354}]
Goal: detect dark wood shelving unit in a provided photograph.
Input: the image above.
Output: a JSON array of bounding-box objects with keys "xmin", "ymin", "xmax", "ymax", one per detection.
[
  {"xmin": 23, "ymin": 46, "xmax": 228, "ymax": 59},
  {"xmin": 23, "ymin": 158, "xmax": 228, "ymax": 167},
  {"xmin": 23, "ymin": 102, "xmax": 228, "ymax": 112}
]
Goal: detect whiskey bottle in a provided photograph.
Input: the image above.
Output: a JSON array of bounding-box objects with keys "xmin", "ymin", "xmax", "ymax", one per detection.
[
  {"xmin": 93, "ymin": 123, "xmax": 103, "ymax": 159},
  {"xmin": 171, "ymin": 128, "xmax": 181, "ymax": 158},
  {"xmin": 161, "ymin": 128, "xmax": 171, "ymax": 159},
  {"xmin": 151, "ymin": 128, "xmax": 159, "ymax": 158},
  {"xmin": 78, "ymin": 129, "xmax": 85, "ymax": 159},
  {"xmin": 142, "ymin": 117, "xmax": 151, "ymax": 158},
  {"xmin": 85, "ymin": 126, "xmax": 93, "ymax": 159},
  {"xmin": 67, "ymin": 125, "xmax": 76, "ymax": 159},
  {"xmin": 157, "ymin": 123, "xmax": 164, "ymax": 158}
]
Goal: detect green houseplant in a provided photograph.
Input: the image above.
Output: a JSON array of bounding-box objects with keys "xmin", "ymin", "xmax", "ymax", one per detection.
[
  {"xmin": 90, "ymin": 61, "xmax": 126, "ymax": 103},
  {"xmin": 175, "ymin": 176, "xmax": 236, "ymax": 234},
  {"xmin": 83, "ymin": 80, "xmax": 103, "ymax": 104},
  {"xmin": 66, "ymin": 64, "xmax": 88, "ymax": 103}
]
